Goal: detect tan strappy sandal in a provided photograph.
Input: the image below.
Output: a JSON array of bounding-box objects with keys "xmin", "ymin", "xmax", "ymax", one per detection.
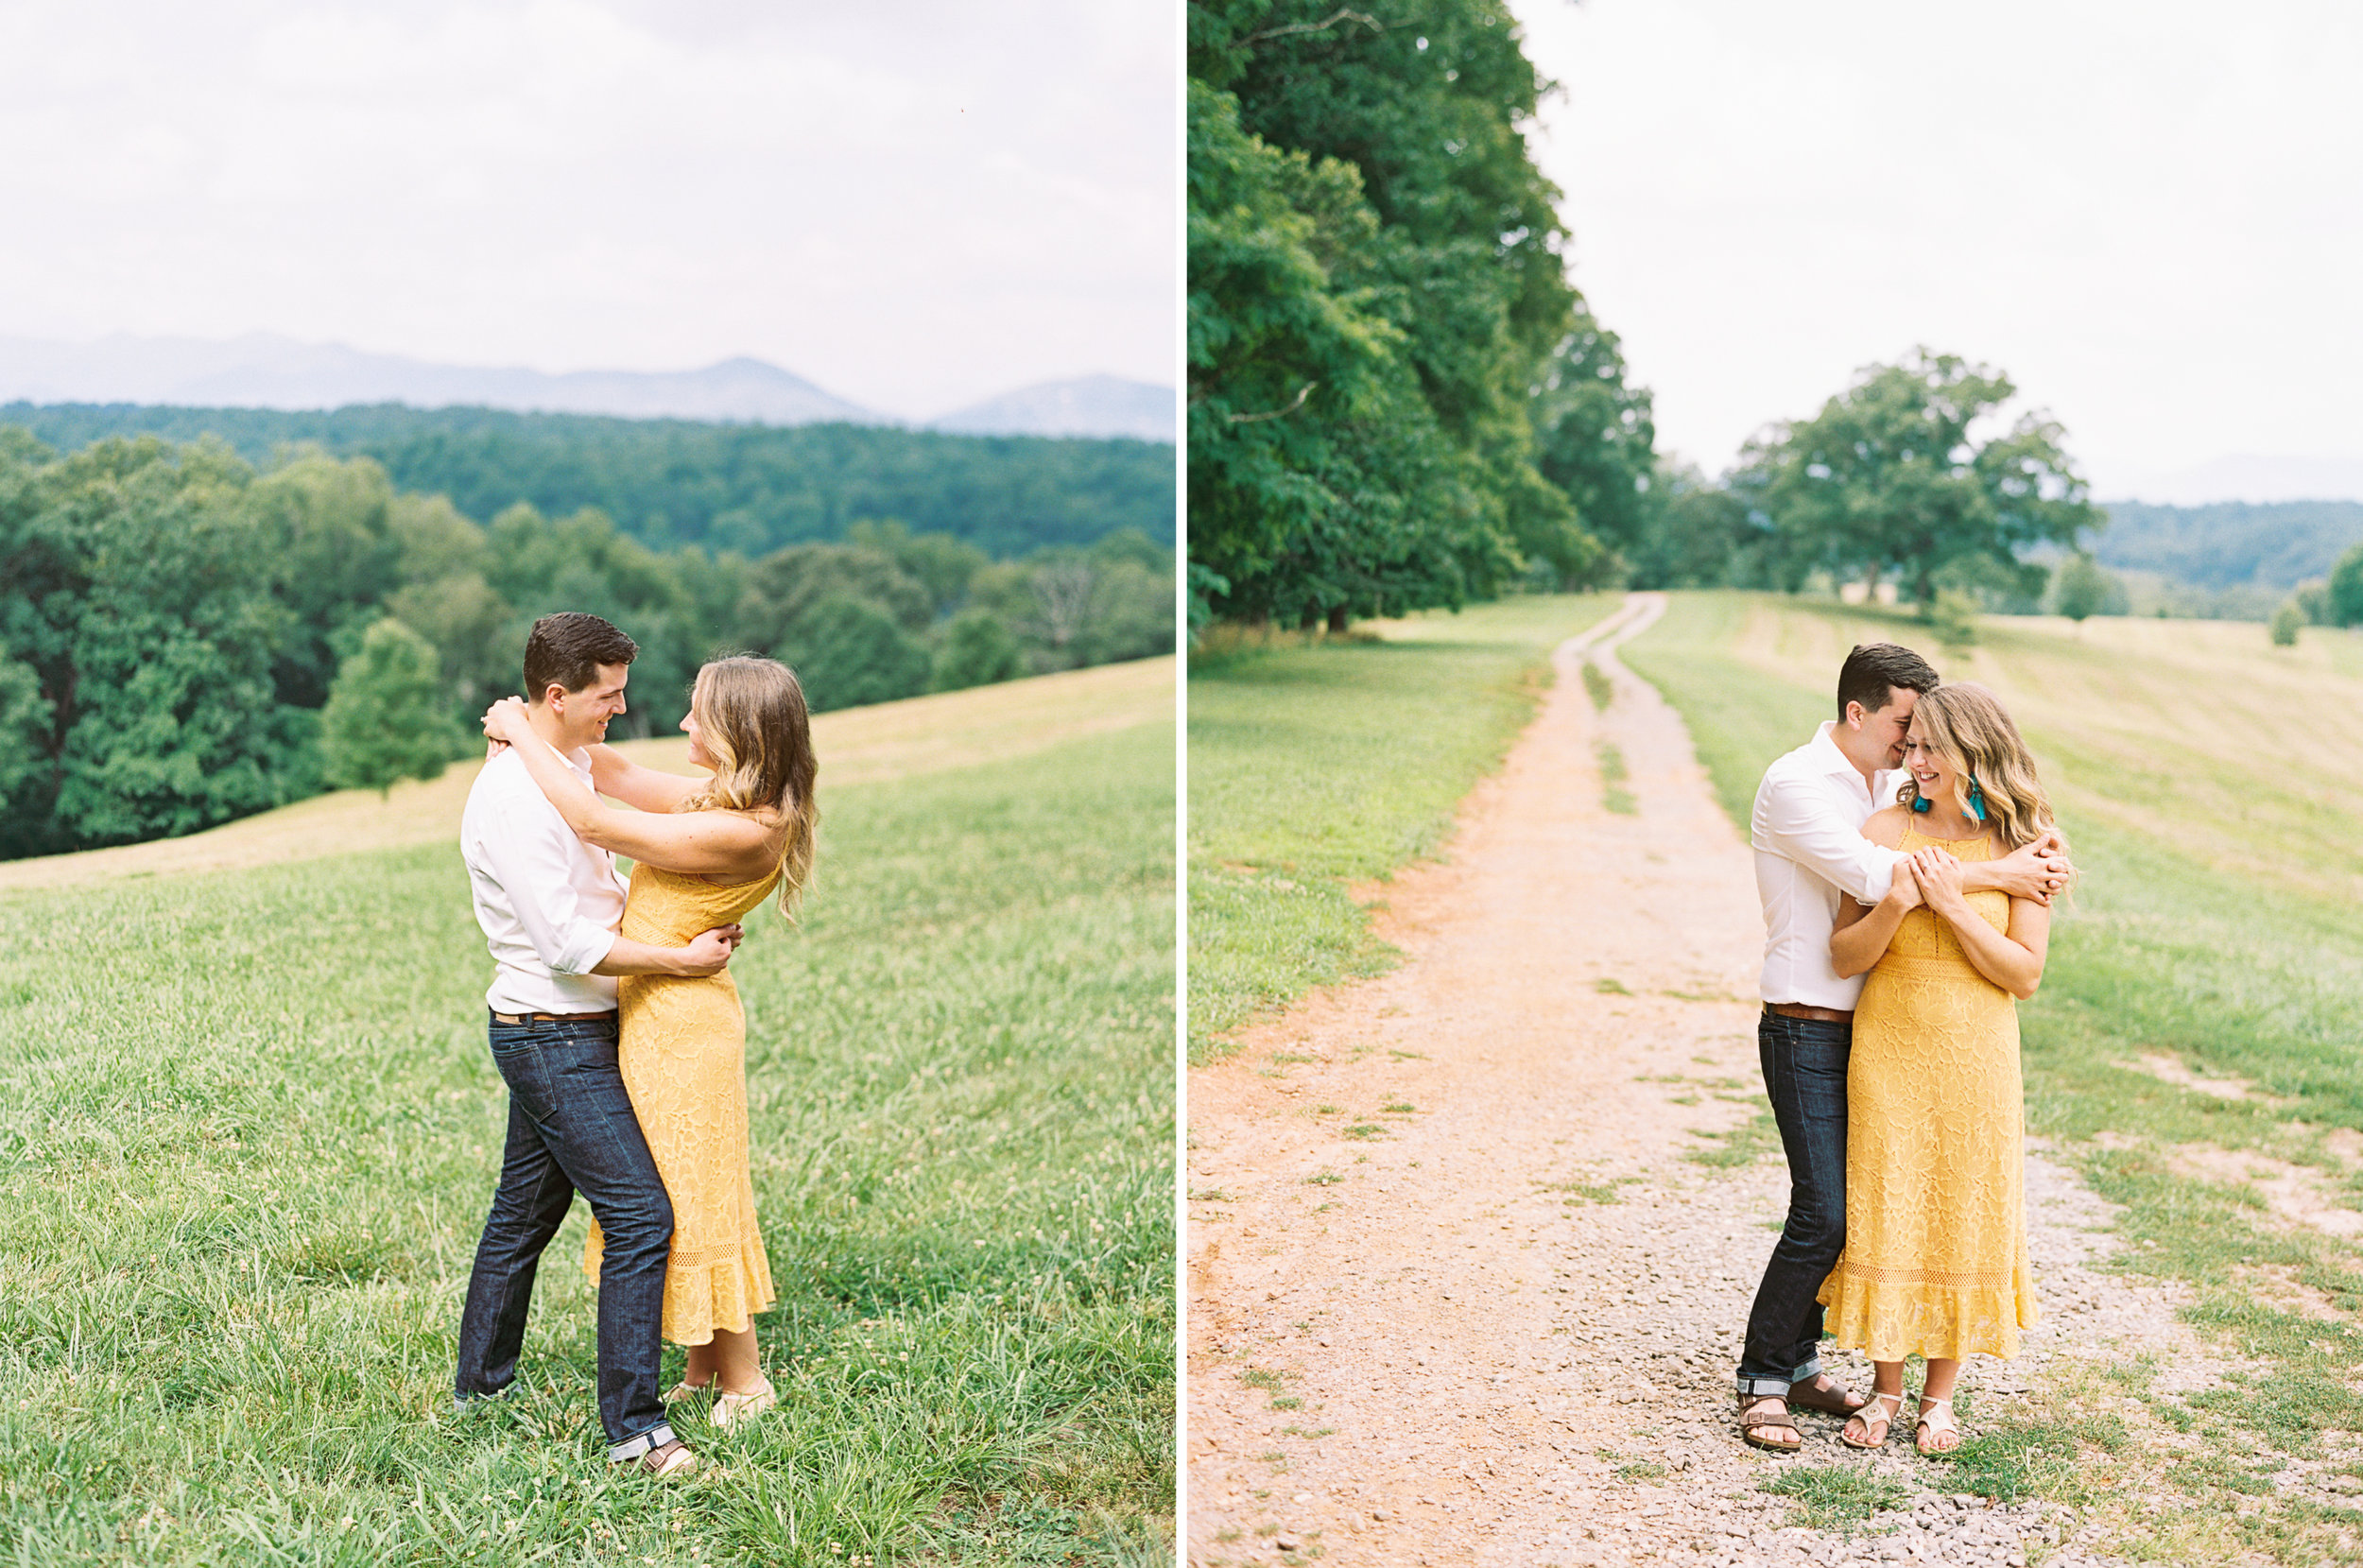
[
  {"xmin": 712, "ymin": 1376, "xmax": 777, "ymax": 1430},
  {"xmin": 1839, "ymin": 1390, "xmax": 1906, "ymax": 1450},
  {"xmin": 1915, "ymin": 1394, "xmax": 1962, "ymax": 1455}
]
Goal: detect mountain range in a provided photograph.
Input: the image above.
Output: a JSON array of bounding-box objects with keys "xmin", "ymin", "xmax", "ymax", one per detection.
[{"xmin": 0, "ymin": 334, "xmax": 1175, "ymax": 443}]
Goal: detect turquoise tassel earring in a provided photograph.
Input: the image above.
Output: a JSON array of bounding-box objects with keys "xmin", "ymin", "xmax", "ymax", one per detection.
[{"xmin": 1912, "ymin": 776, "xmax": 1990, "ymax": 820}]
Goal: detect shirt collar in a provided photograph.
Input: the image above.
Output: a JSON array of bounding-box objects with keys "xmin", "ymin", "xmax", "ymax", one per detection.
[
  {"xmin": 1809, "ymin": 719, "xmax": 1856, "ymax": 777},
  {"xmin": 1811, "ymin": 719, "xmax": 1893, "ymax": 796}
]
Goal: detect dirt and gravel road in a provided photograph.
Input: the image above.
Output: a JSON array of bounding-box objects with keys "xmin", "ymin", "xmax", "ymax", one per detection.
[{"xmin": 1184, "ymin": 594, "xmax": 2200, "ymax": 1568}]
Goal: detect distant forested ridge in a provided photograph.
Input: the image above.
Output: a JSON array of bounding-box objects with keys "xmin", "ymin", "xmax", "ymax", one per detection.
[
  {"xmin": 2092, "ymin": 499, "xmax": 2363, "ymax": 590},
  {"xmin": 0, "ymin": 403, "xmax": 1174, "ymax": 560}
]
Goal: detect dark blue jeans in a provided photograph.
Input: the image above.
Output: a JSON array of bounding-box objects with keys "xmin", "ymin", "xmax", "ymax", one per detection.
[
  {"xmin": 1737, "ymin": 1009, "xmax": 1853, "ymax": 1397},
  {"xmin": 454, "ymin": 1012, "xmax": 677, "ymax": 1458}
]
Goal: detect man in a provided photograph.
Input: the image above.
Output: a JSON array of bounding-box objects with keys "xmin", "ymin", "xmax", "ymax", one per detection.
[
  {"xmin": 452, "ymin": 612, "xmax": 741, "ymax": 1476},
  {"xmin": 1734, "ymin": 642, "xmax": 2067, "ymax": 1452}
]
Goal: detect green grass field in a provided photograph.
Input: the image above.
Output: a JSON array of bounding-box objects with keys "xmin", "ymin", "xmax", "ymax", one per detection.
[
  {"xmin": 1624, "ymin": 592, "xmax": 2363, "ymax": 1563},
  {"xmin": 1185, "ymin": 595, "xmax": 1619, "ymax": 1056},
  {"xmin": 0, "ymin": 722, "xmax": 1175, "ymax": 1565}
]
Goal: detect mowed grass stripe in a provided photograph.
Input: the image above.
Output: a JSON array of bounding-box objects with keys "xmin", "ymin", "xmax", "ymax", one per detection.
[
  {"xmin": 0, "ymin": 719, "xmax": 1174, "ymax": 1566},
  {"xmin": 1186, "ymin": 595, "xmax": 1620, "ymax": 1055},
  {"xmin": 1625, "ymin": 592, "xmax": 2363, "ymax": 1561}
]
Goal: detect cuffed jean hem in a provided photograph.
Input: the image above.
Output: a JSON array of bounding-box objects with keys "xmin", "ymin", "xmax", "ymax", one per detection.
[
  {"xmin": 607, "ymin": 1422, "xmax": 680, "ymax": 1463},
  {"xmin": 1735, "ymin": 1356, "xmax": 1823, "ymax": 1400},
  {"xmin": 451, "ymin": 1387, "xmax": 514, "ymax": 1415}
]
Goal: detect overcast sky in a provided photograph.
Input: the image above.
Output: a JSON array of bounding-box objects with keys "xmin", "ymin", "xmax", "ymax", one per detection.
[
  {"xmin": 0, "ymin": 0, "xmax": 1177, "ymax": 420},
  {"xmin": 1510, "ymin": 0, "xmax": 2363, "ymax": 497}
]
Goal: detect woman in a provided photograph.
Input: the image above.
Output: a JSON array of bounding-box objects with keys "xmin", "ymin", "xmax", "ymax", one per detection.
[
  {"xmin": 1820, "ymin": 682, "xmax": 2054, "ymax": 1456},
  {"xmin": 484, "ymin": 655, "xmax": 818, "ymax": 1428}
]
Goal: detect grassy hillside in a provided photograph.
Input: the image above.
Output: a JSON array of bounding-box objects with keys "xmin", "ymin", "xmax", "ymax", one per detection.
[
  {"xmin": 1186, "ymin": 595, "xmax": 1618, "ymax": 1055},
  {"xmin": 0, "ymin": 674, "xmax": 1175, "ymax": 1564},
  {"xmin": 0, "ymin": 403, "xmax": 1176, "ymax": 559},
  {"xmin": 1624, "ymin": 593, "xmax": 2363, "ymax": 1563}
]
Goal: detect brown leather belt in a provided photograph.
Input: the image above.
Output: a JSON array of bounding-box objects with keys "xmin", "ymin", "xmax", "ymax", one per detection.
[
  {"xmin": 1766, "ymin": 1002, "xmax": 1854, "ymax": 1024},
  {"xmin": 491, "ymin": 1009, "xmax": 618, "ymax": 1025}
]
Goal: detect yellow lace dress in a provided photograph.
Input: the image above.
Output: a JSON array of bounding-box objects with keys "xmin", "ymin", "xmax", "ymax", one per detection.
[
  {"xmin": 1817, "ymin": 823, "xmax": 2040, "ymax": 1361},
  {"xmin": 584, "ymin": 857, "xmax": 782, "ymax": 1345}
]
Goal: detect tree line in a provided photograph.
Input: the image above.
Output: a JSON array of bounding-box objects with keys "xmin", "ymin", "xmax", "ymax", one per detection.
[
  {"xmin": 0, "ymin": 403, "xmax": 1175, "ymax": 560},
  {"xmin": 0, "ymin": 429, "xmax": 1173, "ymax": 861},
  {"xmin": 1182, "ymin": 6, "xmax": 2123, "ymax": 637}
]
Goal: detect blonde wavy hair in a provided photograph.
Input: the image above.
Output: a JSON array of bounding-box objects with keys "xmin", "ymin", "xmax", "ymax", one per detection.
[
  {"xmin": 678, "ymin": 655, "xmax": 817, "ymax": 916},
  {"xmin": 1895, "ymin": 681, "xmax": 2064, "ymax": 870}
]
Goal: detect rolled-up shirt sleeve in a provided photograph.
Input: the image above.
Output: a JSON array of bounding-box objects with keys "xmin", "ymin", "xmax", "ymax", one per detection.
[
  {"xmin": 1755, "ymin": 772, "xmax": 1902, "ymax": 905},
  {"xmin": 477, "ymin": 797, "xmax": 618, "ymax": 976}
]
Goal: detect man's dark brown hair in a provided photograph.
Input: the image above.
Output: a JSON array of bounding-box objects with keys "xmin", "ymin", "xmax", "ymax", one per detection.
[
  {"xmin": 523, "ymin": 612, "xmax": 639, "ymax": 701},
  {"xmin": 1836, "ymin": 642, "xmax": 1940, "ymax": 720}
]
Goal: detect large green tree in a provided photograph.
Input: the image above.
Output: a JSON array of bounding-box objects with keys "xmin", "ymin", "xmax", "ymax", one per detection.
[
  {"xmin": 1735, "ymin": 350, "xmax": 2100, "ymax": 603},
  {"xmin": 1187, "ymin": 0, "xmax": 1606, "ymax": 627},
  {"xmin": 1529, "ymin": 310, "xmax": 1656, "ymax": 586}
]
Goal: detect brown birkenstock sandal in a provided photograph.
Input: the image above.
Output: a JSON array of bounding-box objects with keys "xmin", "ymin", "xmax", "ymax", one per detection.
[
  {"xmin": 1785, "ymin": 1374, "xmax": 1871, "ymax": 1418},
  {"xmin": 1739, "ymin": 1394, "xmax": 1803, "ymax": 1453},
  {"xmin": 629, "ymin": 1438, "xmax": 699, "ymax": 1477}
]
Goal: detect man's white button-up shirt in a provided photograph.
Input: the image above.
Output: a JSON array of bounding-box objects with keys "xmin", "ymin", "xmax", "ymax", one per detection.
[
  {"xmin": 1751, "ymin": 719, "xmax": 1908, "ymax": 1009},
  {"xmin": 460, "ymin": 746, "xmax": 628, "ymax": 1015}
]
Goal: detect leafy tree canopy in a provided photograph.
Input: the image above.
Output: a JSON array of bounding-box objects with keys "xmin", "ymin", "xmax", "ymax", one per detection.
[
  {"xmin": 0, "ymin": 435, "xmax": 316, "ymax": 857},
  {"xmin": 1733, "ymin": 349, "xmax": 2100, "ymax": 603},
  {"xmin": 1187, "ymin": 0, "xmax": 1615, "ymax": 627}
]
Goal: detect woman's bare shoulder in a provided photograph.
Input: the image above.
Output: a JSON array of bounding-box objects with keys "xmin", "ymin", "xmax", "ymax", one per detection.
[{"xmin": 1861, "ymin": 805, "xmax": 1912, "ymax": 848}]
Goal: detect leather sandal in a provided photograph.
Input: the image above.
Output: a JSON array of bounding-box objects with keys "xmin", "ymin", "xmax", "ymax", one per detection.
[
  {"xmin": 712, "ymin": 1376, "xmax": 777, "ymax": 1430},
  {"xmin": 630, "ymin": 1439, "xmax": 698, "ymax": 1477},
  {"xmin": 1785, "ymin": 1374, "xmax": 1870, "ymax": 1418},
  {"xmin": 1738, "ymin": 1394, "xmax": 1803, "ymax": 1453},
  {"xmin": 1915, "ymin": 1394, "xmax": 1961, "ymax": 1456},
  {"xmin": 1839, "ymin": 1390, "xmax": 1906, "ymax": 1450}
]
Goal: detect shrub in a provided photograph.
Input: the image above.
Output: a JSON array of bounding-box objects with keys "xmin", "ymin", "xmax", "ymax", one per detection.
[
  {"xmin": 319, "ymin": 618, "xmax": 468, "ymax": 798},
  {"xmin": 932, "ymin": 608, "xmax": 1025, "ymax": 692},
  {"xmin": 1928, "ymin": 588, "xmax": 1980, "ymax": 648},
  {"xmin": 2330, "ymin": 543, "xmax": 2363, "ymax": 627},
  {"xmin": 2051, "ymin": 553, "xmax": 2114, "ymax": 622}
]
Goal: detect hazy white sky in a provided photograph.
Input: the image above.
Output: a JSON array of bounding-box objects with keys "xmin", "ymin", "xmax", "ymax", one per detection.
[
  {"xmin": 1510, "ymin": 0, "xmax": 2363, "ymax": 495},
  {"xmin": 0, "ymin": 0, "xmax": 1177, "ymax": 419}
]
